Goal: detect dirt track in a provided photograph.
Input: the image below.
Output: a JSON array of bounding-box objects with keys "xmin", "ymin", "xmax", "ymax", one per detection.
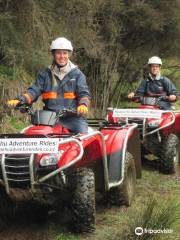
[
  {"xmin": 0, "ymin": 223, "xmax": 56, "ymax": 240},
  {"xmin": 0, "ymin": 206, "xmax": 71, "ymax": 240},
  {"xmin": 0, "ymin": 166, "xmax": 179, "ymax": 240}
]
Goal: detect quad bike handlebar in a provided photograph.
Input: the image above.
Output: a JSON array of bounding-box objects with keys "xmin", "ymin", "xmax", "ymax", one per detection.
[
  {"xmin": 132, "ymin": 95, "xmax": 170, "ymax": 102},
  {"xmin": 131, "ymin": 95, "xmax": 178, "ymax": 107},
  {"xmin": 56, "ymin": 109, "xmax": 78, "ymax": 118},
  {"xmin": 132, "ymin": 94, "xmax": 180, "ymax": 103},
  {"xmin": 6, "ymin": 103, "xmax": 78, "ymax": 118}
]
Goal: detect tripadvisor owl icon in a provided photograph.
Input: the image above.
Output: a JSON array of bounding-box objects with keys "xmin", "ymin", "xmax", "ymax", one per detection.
[{"xmin": 135, "ymin": 227, "xmax": 143, "ymax": 236}]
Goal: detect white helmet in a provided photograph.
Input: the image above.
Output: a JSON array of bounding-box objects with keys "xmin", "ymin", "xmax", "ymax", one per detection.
[
  {"xmin": 50, "ymin": 37, "xmax": 73, "ymax": 51},
  {"xmin": 148, "ymin": 56, "xmax": 162, "ymax": 65}
]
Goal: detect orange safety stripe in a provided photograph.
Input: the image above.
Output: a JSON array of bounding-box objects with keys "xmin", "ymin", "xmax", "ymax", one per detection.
[
  {"xmin": 64, "ymin": 92, "xmax": 76, "ymax": 99},
  {"xmin": 42, "ymin": 92, "xmax": 57, "ymax": 99},
  {"xmin": 23, "ymin": 93, "xmax": 32, "ymax": 104}
]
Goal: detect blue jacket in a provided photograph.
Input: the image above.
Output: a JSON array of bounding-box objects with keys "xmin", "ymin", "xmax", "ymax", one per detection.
[
  {"xmin": 136, "ymin": 75, "xmax": 177, "ymax": 109},
  {"xmin": 18, "ymin": 66, "xmax": 91, "ymax": 111},
  {"xmin": 136, "ymin": 75, "xmax": 177, "ymax": 97}
]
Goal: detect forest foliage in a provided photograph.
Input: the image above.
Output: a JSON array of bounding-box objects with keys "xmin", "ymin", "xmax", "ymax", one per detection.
[{"xmin": 0, "ymin": 0, "xmax": 180, "ymax": 116}]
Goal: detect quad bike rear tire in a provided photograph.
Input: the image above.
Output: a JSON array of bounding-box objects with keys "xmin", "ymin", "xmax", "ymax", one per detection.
[
  {"xmin": 69, "ymin": 168, "xmax": 95, "ymax": 233},
  {"xmin": 159, "ymin": 134, "xmax": 180, "ymax": 174},
  {"xmin": 108, "ymin": 152, "xmax": 136, "ymax": 206}
]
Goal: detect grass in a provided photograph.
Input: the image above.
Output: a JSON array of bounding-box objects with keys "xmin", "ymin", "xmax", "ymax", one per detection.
[
  {"xmin": 119, "ymin": 197, "xmax": 180, "ymax": 240},
  {"xmin": 0, "ymin": 64, "xmax": 33, "ymax": 82},
  {"xmin": 55, "ymin": 233, "xmax": 79, "ymax": 240},
  {"xmin": 0, "ymin": 115, "xmax": 29, "ymax": 133},
  {"xmin": 10, "ymin": 117, "xmax": 28, "ymax": 131},
  {"xmin": 54, "ymin": 168, "xmax": 180, "ymax": 240}
]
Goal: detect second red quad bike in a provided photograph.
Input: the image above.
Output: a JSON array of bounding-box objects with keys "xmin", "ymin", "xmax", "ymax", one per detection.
[
  {"xmin": 108, "ymin": 95, "xmax": 180, "ymax": 175},
  {"xmin": 0, "ymin": 104, "xmax": 141, "ymax": 232}
]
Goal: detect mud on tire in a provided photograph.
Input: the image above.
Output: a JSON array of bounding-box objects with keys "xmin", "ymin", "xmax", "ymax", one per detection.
[
  {"xmin": 108, "ymin": 152, "xmax": 136, "ymax": 206},
  {"xmin": 69, "ymin": 168, "xmax": 95, "ymax": 233},
  {"xmin": 159, "ymin": 134, "xmax": 180, "ymax": 174}
]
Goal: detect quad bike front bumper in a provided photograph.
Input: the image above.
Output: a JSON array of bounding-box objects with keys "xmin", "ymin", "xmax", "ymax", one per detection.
[{"xmin": 0, "ymin": 138, "xmax": 84, "ymax": 195}]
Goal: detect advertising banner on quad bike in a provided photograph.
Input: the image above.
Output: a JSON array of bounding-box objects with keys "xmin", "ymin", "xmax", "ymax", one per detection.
[
  {"xmin": 0, "ymin": 138, "xmax": 59, "ymax": 154},
  {"xmin": 113, "ymin": 109, "xmax": 163, "ymax": 119}
]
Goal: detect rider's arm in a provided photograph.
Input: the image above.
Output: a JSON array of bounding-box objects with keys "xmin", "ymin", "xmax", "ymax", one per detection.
[
  {"xmin": 163, "ymin": 77, "xmax": 177, "ymax": 96},
  {"xmin": 17, "ymin": 71, "xmax": 46, "ymax": 104},
  {"xmin": 135, "ymin": 80, "xmax": 147, "ymax": 96},
  {"xmin": 76, "ymin": 71, "xmax": 91, "ymax": 107}
]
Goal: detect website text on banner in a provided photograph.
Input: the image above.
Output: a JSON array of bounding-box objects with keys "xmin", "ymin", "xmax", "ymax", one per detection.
[
  {"xmin": 0, "ymin": 138, "xmax": 59, "ymax": 154},
  {"xmin": 113, "ymin": 109, "xmax": 163, "ymax": 119}
]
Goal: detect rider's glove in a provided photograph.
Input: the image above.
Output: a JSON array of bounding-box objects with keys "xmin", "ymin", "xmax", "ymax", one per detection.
[
  {"xmin": 6, "ymin": 99, "xmax": 20, "ymax": 107},
  {"xmin": 77, "ymin": 105, "xmax": 88, "ymax": 115},
  {"xmin": 17, "ymin": 93, "xmax": 32, "ymax": 105},
  {"xmin": 128, "ymin": 92, "xmax": 135, "ymax": 99},
  {"xmin": 169, "ymin": 95, "xmax": 177, "ymax": 102}
]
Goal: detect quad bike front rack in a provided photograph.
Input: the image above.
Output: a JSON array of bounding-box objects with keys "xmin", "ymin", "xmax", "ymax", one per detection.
[{"xmin": 113, "ymin": 109, "xmax": 176, "ymax": 138}]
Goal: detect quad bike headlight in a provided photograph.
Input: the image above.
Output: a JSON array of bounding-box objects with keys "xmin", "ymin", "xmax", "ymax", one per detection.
[
  {"xmin": 148, "ymin": 119, "xmax": 162, "ymax": 128},
  {"xmin": 40, "ymin": 151, "xmax": 64, "ymax": 167}
]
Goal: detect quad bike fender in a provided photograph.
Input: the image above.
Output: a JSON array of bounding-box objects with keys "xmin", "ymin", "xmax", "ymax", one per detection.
[
  {"xmin": 172, "ymin": 111, "xmax": 180, "ymax": 136},
  {"xmin": 101, "ymin": 128, "xmax": 126, "ymax": 183},
  {"xmin": 160, "ymin": 111, "xmax": 175, "ymax": 136},
  {"xmin": 58, "ymin": 135, "xmax": 104, "ymax": 169},
  {"xmin": 58, "ymin": 143, "xmax": 82, "ymax": 168},
  {"xmin": 159, "ymin": 111, "xmax": 180, "ymax": 137},
  {"xmin": 78, "ymin": 136, "xmax": 103, "ymax": 167},
  {"xmin": 126, "ymin": 128, "xmax": 141, "ymax": 178},
  {"xmin": 101, "ymin": 124, "xmax": 141, "ymax": 186}
]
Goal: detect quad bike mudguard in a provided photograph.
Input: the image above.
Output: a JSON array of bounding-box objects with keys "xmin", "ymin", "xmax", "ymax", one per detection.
[
  {"xmin": 101, "ymin": 126, "xmax": 141, "ymax": 185},
  {"xmin": 170, "ymin": 111, "xmax": 180, "ymax": 136}
]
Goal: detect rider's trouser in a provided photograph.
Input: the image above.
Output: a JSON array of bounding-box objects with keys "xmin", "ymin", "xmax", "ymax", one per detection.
[{"xmin": 59, "ymin": 116, "xmax": 88, "ymax": 134}]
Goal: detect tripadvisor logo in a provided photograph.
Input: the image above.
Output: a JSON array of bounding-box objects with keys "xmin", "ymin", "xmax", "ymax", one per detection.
[
  {"xmin": 135, "ymin": 227, "xmax": 173, "ymax": 236},
  {"xmin": 135, "ymin": 227, "xmax": 143, "ymax": 236}
]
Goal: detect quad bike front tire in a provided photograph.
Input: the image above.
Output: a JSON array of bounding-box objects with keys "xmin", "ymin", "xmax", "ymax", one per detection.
[
  {"xmin": 159, "ymin": 134, "xmax": 180, "ymax": 174},
  {"xmin": 108, "ymin": 152, "xmax": 136, "ymax": 206},
  {"xmin": 69, "ymin": 168, "xmax": 95, "ymax": 233}
]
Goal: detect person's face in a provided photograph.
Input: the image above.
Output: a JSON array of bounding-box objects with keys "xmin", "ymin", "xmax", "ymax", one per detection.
[
  {"xmin": 150, "ymin": 64, "xmax": 161, "ymax": 76},
  {"xmin": 54, "ymin": 50, "xmax": 70, "ymax": 66}
]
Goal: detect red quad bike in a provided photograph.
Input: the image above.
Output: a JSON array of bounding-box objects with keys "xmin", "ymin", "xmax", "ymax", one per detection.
[
  {"xmin": 0, "ymin": 104, "xmax": 142, "ymax": 232},
  {"xmin": 108, "ymin": 95, "xmax": 180, "ymax": 175}
]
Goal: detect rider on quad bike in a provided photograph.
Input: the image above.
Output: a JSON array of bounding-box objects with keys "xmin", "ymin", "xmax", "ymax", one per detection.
[
  {"xmin": 1, "ymin": 40, "xmax": 142, "ymax": 232},
  {"xmin": 7, "ymin": 37, "xmax": 91, "ymax": 134},
  {"xmin": 126, "ymin": 56, "xmax": 180, "ymax": 174},
  {"xmin": 128, "ymin": 56, "xmax": 178, "ymax": 110}
]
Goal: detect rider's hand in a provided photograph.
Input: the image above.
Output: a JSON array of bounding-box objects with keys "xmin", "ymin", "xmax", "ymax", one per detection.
[
  {"xmin": 169, "ymin": 95, "xmax": 177, "ymax": 102},
  {"xmin": 128, "ymin": 92, "xmax": 135, "ymax": 99},
  {"xmin": 77, "ymin": 105, "xmax": 88, "ymax": 115},
  {"xmin": 6, "ymin": 99, "xmax": 20, "ymax": 107}
]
